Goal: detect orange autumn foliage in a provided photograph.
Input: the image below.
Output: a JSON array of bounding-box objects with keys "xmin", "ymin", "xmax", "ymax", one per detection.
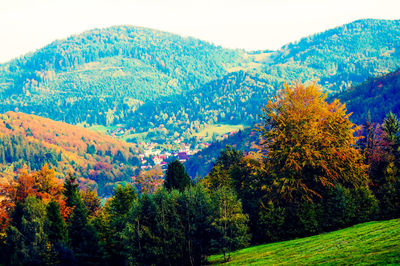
[
  {"xmin": 258, "ymin": 82, "xmax": 368, "ymax": 201},
  {"xmin": 0, "ymin": 165, "xmax": 69, "ymax": 231},
  {"xmin": 133, "ymin": 166, "xmax": 164, "ymax": 194}
]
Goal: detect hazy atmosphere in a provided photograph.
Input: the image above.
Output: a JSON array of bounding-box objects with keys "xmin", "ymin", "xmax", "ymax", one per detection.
[{"xmin": 1, "ymin": 0, "xmax": 399, "ymax": 63}]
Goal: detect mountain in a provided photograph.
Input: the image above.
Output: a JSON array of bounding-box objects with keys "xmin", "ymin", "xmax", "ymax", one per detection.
[
  {"xmin": 338, "ymin": 69, "xmax": 400, "ymax": 124},
  {"xmin": 1, "ymin": 19, "xmax": 400, "ymax": 131},
  {"xmin": 0, "ymin": 112, "xmax": 141, "ymax": 195},
  {"xmin": 265, "ymin": 19, "xmax": 400, "ymax": 92},
  {"xmin": 185, "ymin": 127, "xmax": 260, "ymax": 178},
  {"xmin": 186, "ymin": 67, "xmax": 400, "ymax": 178},
  {"xmin": 125, "ymin": 71, "xmax": 275, "ymax": 142},
  {"xmin": 0, "ymin": 26, "xmax": 246, "ymax": 125}
]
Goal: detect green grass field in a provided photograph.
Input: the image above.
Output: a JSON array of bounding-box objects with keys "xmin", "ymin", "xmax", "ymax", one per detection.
[
  {"xmin": 209, "ymin": 219, "xmax": 400, "ymax": 265},
  {"xmin": 192, "ymin": 124, "xmax": 245, "ymax": 141}
]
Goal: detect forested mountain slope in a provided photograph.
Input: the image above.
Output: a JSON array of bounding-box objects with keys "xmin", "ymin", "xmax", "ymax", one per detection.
[
  {"xmin": 186, "ymin": 67, "xmax": 400, "ymax": 179},
  {"xmin": 265, "ymin": 19, "xmax": 400, "ymax": 92},
  {"xmin": 127, "ymin": 71, "xmax": 274, "ymax": 140},
  {"xmin": 0, "ymin": 112, "xmax": 140, "ymax": 195},
  {"xmin": 125, "ymin": 19, "xmax": 400, "ymax": 142},
  {"xmin": 0, "ymin": 26, "xmax": 245, "ymax": 125},
  {"xmin": 1, "ymin": 20, "xmax": 400, "ymax": 129},
  {"xmin": 338, "ymin": 69, "xmax": 400, "ymax": 124}
]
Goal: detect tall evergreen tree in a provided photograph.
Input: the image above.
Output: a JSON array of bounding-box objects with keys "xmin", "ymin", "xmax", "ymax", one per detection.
[
  {"xmin": 164, "ymin": 160, "xmax": 191, "ymax": 191},
  {"xmin": 6, "ymin": 197, "xmax": 53, "ymax": 265},
  {"xmin": 45, "ymin": 200, "xmax": 67, "ymax": 245}
]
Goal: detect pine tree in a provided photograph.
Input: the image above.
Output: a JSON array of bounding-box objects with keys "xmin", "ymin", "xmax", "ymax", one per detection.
[
  {"xmin": 45, "ymin": 200, "xmax": 67, "ymax": 245},
  {"xmin": 164, "ymin": 160, "xmax": 191, "ymax": 191}
]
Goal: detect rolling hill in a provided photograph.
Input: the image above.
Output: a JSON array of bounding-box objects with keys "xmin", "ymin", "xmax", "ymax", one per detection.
[
  {"xmin": 0, "ymin": 112, "xmax": 141, "ymax": 195},
  {"xmin": 1, "ymin": 19, "xmax": 400, "ymax": 132},
  {"xmin": 0, "ymin": 26, "xmax": 246, "ymax": 125},
  {"xmin": 209, "ymin": 218, "xmax": 400, "ymax": 265},
  {"xmin": 338, "ymin": 69, "xmax": 400, "ymax": 124},
  {"xmin": 266, "ymin": 19, "xmax": 400, "ymax": 92}
]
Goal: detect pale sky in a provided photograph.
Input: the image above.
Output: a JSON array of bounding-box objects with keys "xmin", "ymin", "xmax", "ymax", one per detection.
[{"xmin": 0, "ymin": 0, "xmax": 399, "ymax": 63}]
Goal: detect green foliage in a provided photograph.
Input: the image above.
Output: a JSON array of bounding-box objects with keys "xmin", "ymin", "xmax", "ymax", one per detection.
[
  {"xmin": 177, "ymin": 184, "xmax": 215, "ymax": 265},
  {"xmin": 338, "ymin": 69, "xmax": 400, "ymax": 124},
  {"xmin": 164, "ymin": 160, "xmax": 191, "ymax": 191},
  {"xmin": 5, "ymin": 197, "xmax": 53, "ymax": 265},
  {"xmin": 0, "ymin": 26, "xmax": 244, "ymax": 125},
  {"xmin": 215, "ymin": 145, "xmax": 243, "ymax": 170},
  {"xmin": 45, "ymin": 200, "xmax": 67, "ymax": 245},
  {"xmin": 102, "ymin": 184, "xmax": 137, "ymax": 265},
  {"xmin": 64, "ymin": 176, "xmax": 101, "ymax": 265},
  {"xmin": 211, "ymin": 187, "xmax": 250, "ymax": 262}
]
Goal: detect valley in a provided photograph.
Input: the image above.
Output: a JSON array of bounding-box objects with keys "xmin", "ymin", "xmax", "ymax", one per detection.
[{"xmin": 1, "ymin": 16, "xmax": 400, "ymax": 265}]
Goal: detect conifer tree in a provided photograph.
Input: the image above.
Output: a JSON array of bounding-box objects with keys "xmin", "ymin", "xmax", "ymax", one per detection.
[{"xmin": 164, "ymin": 160, "xmax": 191, "ymax": 191}]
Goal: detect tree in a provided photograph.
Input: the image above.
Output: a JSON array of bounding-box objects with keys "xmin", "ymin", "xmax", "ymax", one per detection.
[
  {"xmin": 382, "ymin": 112, "xmax": 400, "ymax": 144},
  {"xmin": 202, "ymin": 145, "xmax": 243, "ymax": 190},
  {"xmin": 134, "ymin": 166, "xmax": 164, "ymax": 194},
  {"xmin": 211, "ymin": 187, "xmax": 249, "ymax": 262},
  {"xmin": 45, "ymin": 200, "xmax": 67, "ymax": 245},
  {"xmin": 102, "ymin": 184, "xmax": 137, "ymax": 265},
  {"xmin": 177, "ymin": 184, "xmax": 215, "ymax": 265},
  {"xmin": 64, "ymin": 174, "xmax": 101, "ymax": 264},
  {"xmin": 164, "ymin": 160, "xmax": 191, "ymax": 191},
  {"xmin": 80, "ymin": 188, "xmax": 101, "ymax": 217},
  {"xmin": 215, "ymin": 145, "xmax": 243, "ymax": 170},
  {"xmin": 258, "ymin": 82, "xmax": 368, "ymax": 202},
  {"xmin": 365, "ymin": 113, "xmax": 400, "ymax": 219},
  {"xmin": 6, "ymin": 196, "xmax": 53, "ymax": 265}
]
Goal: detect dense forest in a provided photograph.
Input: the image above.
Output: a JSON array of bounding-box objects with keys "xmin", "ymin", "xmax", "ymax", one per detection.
[
  {"xmin": 126, "ymin": 71, "xmax": 274, "ymax": 141},
  {"xmin": 1, "ymin": 83, "xmax": 400, "ymax": 265},
  {"xmin": 338, "ymin": 69, "xmax": 400, "ymax": 124},
  {"xmin": 185, "ymin": 66, "xmax": 400, "ymax": 177},
  {"xmin": 0, "ymin": 26, "xmax": 245, "ymax": 125},
  {"xmin": 266, "ymin": 19, "xmax": 400, "ymax": 91},
  {"xmin": 1, "ymin": 19, "xmax": 400, "ymax": 133},
  {"xmin": 0, "ymin": 112, "xmax": 141, "ymax": 196}
]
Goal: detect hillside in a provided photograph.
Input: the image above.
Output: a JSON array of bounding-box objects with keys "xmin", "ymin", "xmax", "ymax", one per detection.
[
  {"xmin": 0, "ymin": 26, "xmax": 245, "ymax": 125},
  {"xmin": 338, "ymin": 69, "xmax": 400, "ymax": 124},
  {"xmin": 267, "ymin": 19, "xmax": 400, "ymax": 92},
  {"xmin": 185, "ymin": 127, "xmax": 259, "ymax": 178},
  {"xmin": 1, "ymin": 19, "xmax": 400, "ymax": 131},
  {"xmin": 126, "ymin": 71, "xmax": 275, "ymax": 142},
  {"xmin": 0, "ymin": 112, "xmax": 140, "ymax": 195},
  {"xmin": 122, "ymin": 19, "xmax": 400, "ymax": 142},
  {"xmin": 209, "ymin": 219, "xmax": 400, "ymax": 265}
]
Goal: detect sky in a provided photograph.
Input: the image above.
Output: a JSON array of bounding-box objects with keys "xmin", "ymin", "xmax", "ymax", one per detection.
[{"xmin": 0, "ymin": 0, "xmax": 399, "ymax": 63}]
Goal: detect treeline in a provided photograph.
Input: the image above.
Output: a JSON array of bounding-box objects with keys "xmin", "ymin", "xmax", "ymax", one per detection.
[
  {"xmin": 0, "ymin": 161, "xmax": 249, "ymax": 265},
  {"xmin": 200, "ymin": 83, "xmax": 400, "ymax": 245},
  {"xmin": 0, "ymin": 112, "xmax": 141, "ymax": 196},
  {"xmin": 0, "ymin": 26, "xmax": 244, "ymax": 125},
  {"xmin": 1, "ymin": 82, "xmax": 400, "ymax": 265}
]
